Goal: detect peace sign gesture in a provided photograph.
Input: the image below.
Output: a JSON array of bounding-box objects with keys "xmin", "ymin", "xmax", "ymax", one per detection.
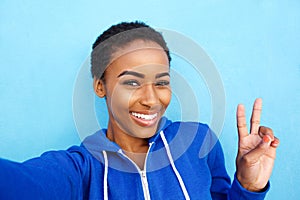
[{"xmin": 236, "ymin": 98, "xmax": 280, "ymax": 192}]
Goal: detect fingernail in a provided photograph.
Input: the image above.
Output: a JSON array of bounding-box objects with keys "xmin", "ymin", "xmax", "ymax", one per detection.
[{"xmin": 263, "ymin": 135, "xmax": 271, "ymax": 143}]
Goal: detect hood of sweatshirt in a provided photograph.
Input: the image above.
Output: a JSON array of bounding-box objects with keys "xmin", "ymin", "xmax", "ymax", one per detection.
[{"xmin": 81, "ymin": 117, "xmax": 172, "ymax": 154}]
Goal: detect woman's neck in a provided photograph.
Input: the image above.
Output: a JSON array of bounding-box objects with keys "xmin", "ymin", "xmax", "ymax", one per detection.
[{"xmin": 106, "ymin": 122, "xmax": 149, "ymax": 170}]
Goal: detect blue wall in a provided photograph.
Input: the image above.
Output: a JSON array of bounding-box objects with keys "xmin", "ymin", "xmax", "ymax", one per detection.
[{"xmin": 1, "ymin": 1, "xmax": 299, "ymax": 199}]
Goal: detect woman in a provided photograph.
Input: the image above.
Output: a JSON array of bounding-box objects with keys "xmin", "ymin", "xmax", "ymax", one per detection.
[{"xmin": 0, "ymin": 21, "xmax": 279, "ymax": 199}]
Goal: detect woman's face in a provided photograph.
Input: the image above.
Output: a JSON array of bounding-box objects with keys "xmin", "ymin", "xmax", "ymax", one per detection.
[{"xmin": 96, "ymin": 40, "xmax": 171, "ymax": 139}]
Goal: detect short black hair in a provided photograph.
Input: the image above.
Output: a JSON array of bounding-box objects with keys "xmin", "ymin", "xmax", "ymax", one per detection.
[{"xmin": 91, "ymin": 21, "xmax": 171, "ymax": 79}]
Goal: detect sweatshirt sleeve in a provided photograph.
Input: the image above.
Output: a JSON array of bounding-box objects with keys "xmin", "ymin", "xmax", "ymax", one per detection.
[
  {"xmin": 0, "ymin": 146, "xmax": 87, "ymax": 200},
  {"xmin": 208, "ymin": 135, "xmax": 269, "ymax": 200},
  {"xmin": 229, "ymin": 174, "xmax": 270, "ymax": 200}
]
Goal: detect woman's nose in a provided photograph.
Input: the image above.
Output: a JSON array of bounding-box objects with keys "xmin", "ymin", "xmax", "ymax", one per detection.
[{"xmin": 139, "ymin": 83, "xmax": 160, "ymax": 108}]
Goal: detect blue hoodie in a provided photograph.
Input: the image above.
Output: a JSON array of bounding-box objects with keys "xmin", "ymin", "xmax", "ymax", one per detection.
[{"xmin": 0, "ymin": 118, "xmax": 269, "ymax": 199}]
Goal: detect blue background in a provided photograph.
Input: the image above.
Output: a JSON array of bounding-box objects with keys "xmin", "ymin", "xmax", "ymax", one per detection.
[{"xmin": 1, "ymin": 1, "xmax": 299, "ymax": 199}]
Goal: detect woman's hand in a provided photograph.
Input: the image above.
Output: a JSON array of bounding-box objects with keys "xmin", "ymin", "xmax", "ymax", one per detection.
[{"xmin": 235, "ymin": 98, "xmax": 280, "ymax": 192}]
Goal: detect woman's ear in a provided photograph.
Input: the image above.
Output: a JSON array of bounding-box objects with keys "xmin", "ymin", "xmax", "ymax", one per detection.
[{"xmin": 93, "ymin": 78, "xmax": 106, "ymax": 98}]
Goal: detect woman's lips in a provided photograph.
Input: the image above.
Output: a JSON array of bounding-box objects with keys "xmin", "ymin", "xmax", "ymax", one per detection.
[{"xmin": 130, "ymin": 111, "xmax": 158, "ymax": 127}]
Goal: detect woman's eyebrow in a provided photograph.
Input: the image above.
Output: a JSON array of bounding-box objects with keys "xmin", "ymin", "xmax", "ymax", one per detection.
[
  {"xmin": 117, "ymin": 71, "xmax": 145, "ymax": 78},
  {"xmin": 155, "ymin": 72, "xmax": 170, "ymax": 79}
]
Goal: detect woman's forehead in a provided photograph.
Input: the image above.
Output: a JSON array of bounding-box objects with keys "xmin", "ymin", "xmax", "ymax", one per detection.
[
  {"xmin": 105, "ymin": 40, "xmax": 170, "ymax": 75},
  {"xmin": 110, "ymin": 40, "xmax": 168, "ymax": 64}
]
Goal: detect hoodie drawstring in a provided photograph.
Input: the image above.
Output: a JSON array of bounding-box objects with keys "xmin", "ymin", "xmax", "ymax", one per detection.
[
  {"xmin": 160, "ymin": 131, "xmax": 191, "ymax": 200},
  {"xmin": 102, "ymin": 151, "xmax": 108, "ymax": 200},
  {"xmin": 102, "ymin": 131, "xmax": 190, "ymax": 200}
]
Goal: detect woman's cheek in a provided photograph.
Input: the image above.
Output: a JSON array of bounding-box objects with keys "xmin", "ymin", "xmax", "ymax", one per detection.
[{"xmin": 159, "ymin": 89, "xmax": 172, "ymax": 108}]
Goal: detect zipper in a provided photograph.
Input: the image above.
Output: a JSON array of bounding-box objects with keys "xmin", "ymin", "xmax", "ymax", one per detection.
[
  {"xmin": 140, "ymin": 170, "xmax": 150, "ymax": 200},
  {"xmin": 118, "ymin": 142, "xmax": 154, "ymax": 200}
]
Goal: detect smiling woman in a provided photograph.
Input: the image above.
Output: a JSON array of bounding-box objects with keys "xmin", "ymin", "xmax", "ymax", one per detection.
[
  {"xmin": 0, "ymin": 21, "xmax": 279, "ymax": 200},
  {"xmin": 94, "ymin": 40, "xmax": 171, "ymax": 143}
]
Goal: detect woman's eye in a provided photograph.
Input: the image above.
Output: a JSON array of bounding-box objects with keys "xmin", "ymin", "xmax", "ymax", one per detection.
[
  {"xmin": 155, "ymin": 80, "xmax": 170, "ymax": 86},
  {"xmin": 123, "ymin": 80, "xmax": 140, "ymax": 87}
]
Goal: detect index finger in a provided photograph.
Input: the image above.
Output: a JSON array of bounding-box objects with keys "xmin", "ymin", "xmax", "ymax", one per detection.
[
  {"xmin": 250, "ymin": 98, "xmax": 263, "ymax": 134},
  {"xmin": 237, "ymin": 104, "xmax": 248, "ymax": 139}
]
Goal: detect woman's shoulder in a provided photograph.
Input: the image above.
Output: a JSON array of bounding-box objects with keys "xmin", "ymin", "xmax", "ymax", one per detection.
[
  {"xmin": 161, "ymin": 118, "xmax": 221, "ymax": 158},
  {"xmin": 37, "ymin": 145, "xmax": 94, "ymax": 167},
  {"xmin": 162, "ymin": 118, "xmax": 211, "ymax": 137}
]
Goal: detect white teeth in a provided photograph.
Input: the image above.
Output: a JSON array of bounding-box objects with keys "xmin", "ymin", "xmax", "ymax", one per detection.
[{"xmin": 131, "ymin": 112, "xmax": 158, "ymax": 120}]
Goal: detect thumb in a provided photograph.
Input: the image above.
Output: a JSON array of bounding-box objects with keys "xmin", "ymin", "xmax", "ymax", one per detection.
[{"xmin": 243, "ymin": 135, "xmax": 272, "ymax": 164}]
